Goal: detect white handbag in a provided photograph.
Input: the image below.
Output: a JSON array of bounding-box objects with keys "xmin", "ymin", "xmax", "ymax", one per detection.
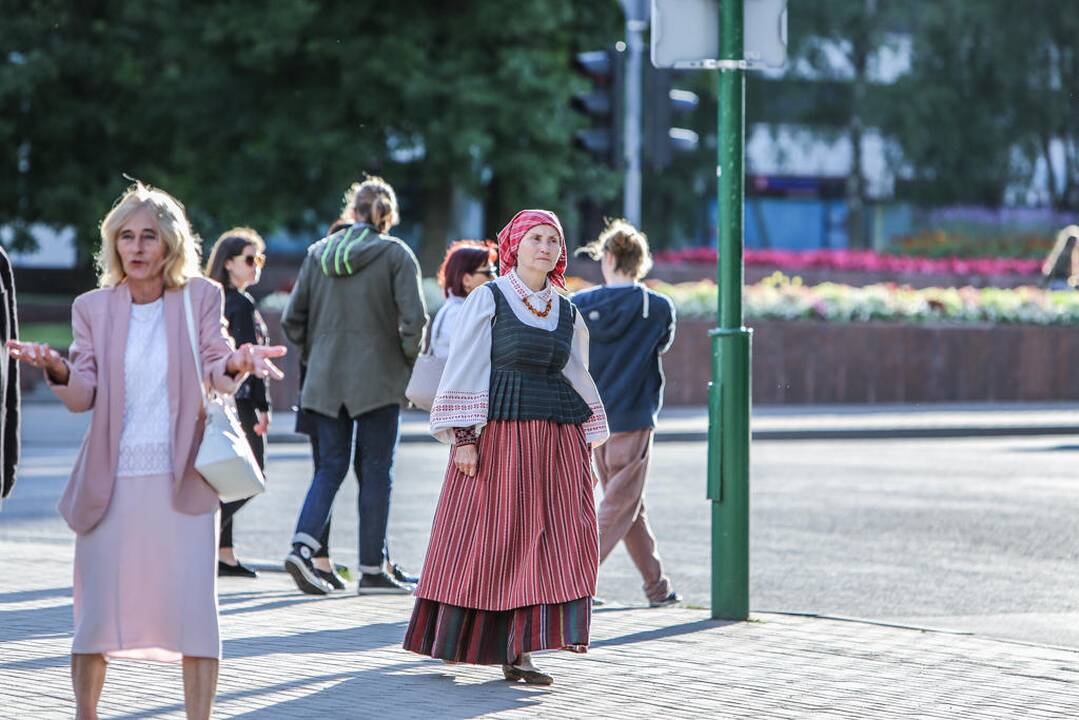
[
  {"xmin": 405, "ymin": 306, "xmax": 448, "ymax": 411},
  {"xmin": 182, "ymin": 285, "xmax": 266, "ymax": 503}
]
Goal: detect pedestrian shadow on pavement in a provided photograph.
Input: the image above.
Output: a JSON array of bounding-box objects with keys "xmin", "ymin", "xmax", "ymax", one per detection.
[
  {"xmin": 223, "ymin": 620, "xmax": 409, "ymax": 659},
  {"xmin": 219, "ymin": 591, "xmax": 359, "ymax": 617},
  {"xmin": 0, "ymin": 586, "xmax": 71, "ymax": 604},
  {"xmin": 593, "ymin": 619, "xmax": 736, "ymax": 649},
  {"xmin": 0, "ymin": 653, "xmax": 69, "ymax": 671},
  {"xmin": 1009, "ymin": 444, "xmax": 1079, "ymax": 453},
  {"xmin": 217, "ymin": 590, "xmax": 270, "ymax": 605},
  {"xmin": 0, "ymin": 601, "xmax": 72, "ymax": 643},
  {"xmin": 109, "ymin": 661, "xmax": 547, "ymax": 720}
]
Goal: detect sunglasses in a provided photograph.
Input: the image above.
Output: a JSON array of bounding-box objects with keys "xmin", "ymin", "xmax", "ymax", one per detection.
[
  {"xmin": 240, "ymin": 254, "xmax": 266, "ymax": 268},
  {"xmin": 475, "ymin": 267, "xmax": 496, "ymax": 277}
]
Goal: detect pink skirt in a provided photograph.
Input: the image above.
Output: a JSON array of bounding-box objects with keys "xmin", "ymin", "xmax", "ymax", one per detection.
[
  {"xmin": 72, "ymin": 473, "xmax": 220, "ymax": 662},
  {"xmin": 414, "ymin": 419, "xmax": 599, "ymax": 611}
]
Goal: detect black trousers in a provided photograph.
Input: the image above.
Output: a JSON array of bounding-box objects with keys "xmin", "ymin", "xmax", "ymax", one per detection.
[{"xmin": 219, "ymin": 399, "xmax": 265, "ymax": 550}]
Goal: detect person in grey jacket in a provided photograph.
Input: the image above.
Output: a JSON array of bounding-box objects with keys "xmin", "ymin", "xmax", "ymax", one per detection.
[{"xmin": 282, "ymin": 176, "xmax": 428, "ymax": 596}]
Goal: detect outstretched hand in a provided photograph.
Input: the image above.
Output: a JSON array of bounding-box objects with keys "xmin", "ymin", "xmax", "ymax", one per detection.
[
  {"xmin": 6, "ymin": 340, "xmax": 68, "ymax": 383},
  {"xmin": 228, "ymin": 343, "xmax": 287, "ymax": 380}
]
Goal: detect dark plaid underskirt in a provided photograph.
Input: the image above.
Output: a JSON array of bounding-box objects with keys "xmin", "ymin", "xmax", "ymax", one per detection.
[{"xmin": 402, "ymin": 596, "xmax": 591, "ymax": 666}]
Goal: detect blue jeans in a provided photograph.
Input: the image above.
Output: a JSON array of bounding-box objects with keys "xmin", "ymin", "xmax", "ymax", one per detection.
[{"xmin": 292, "ymin": 404, "xmax": 400, "ymax": 573}]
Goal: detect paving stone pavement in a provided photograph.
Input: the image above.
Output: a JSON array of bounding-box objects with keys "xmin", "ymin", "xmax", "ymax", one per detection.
[{"xmin": 2, "ymin": 540, "xmax": 1078, "ymax": 719}]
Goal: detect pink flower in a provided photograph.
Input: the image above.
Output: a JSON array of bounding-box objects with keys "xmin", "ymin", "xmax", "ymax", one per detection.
[{"xmin": 657, "ymin": 248, "xmax": 1041, "ymax": 277}]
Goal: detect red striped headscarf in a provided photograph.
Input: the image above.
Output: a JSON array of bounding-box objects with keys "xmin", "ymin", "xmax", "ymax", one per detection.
[{"xmin": 496, "ymin": 209, "xmax": 568, "ymax": 289}]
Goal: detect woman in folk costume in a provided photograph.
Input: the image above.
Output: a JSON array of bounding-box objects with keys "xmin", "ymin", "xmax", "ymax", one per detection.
[{"xmin": 403, "ymin": 209, "xmax": 609, "ymax": 685}]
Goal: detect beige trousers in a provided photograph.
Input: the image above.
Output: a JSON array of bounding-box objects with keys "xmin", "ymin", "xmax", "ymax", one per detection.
[{"xmin": 595, "ymin": 429, "xmax": 672, "ymax": 603}]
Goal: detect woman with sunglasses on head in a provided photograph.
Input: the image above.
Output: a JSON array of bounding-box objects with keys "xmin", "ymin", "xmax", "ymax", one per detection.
[
  {"xmin": 431, "ymin": 240, "xmax": 498, "ymax": 359},
  {"xmin": 205, "ymin": 228, "xmax": 271, "ymax": 579}
]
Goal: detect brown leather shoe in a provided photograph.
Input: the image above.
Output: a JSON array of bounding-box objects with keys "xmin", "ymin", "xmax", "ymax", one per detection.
[{"xmin": 502, "ymin": 664, "xmax": 554, "ymax": 686}]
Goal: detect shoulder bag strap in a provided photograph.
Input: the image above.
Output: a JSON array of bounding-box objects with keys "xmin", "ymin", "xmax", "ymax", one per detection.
[
  {"xmin": 182, "ymin": 285, "xmax": 210, "ymax": 409},
  {"xmin": 427, "ymin": 301, "xmax": 451, "ymax": 355}
]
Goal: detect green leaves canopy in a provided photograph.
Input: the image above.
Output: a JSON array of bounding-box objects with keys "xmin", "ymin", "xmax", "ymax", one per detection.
[{"xmin": 0, "ymin": 0, "xmax": 620, "ymax": 265}]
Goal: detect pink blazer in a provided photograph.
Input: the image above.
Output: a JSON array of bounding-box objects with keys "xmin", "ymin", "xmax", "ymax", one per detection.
[{"xmin": 48, "ymin": 277, "xmax": 245, "ymax": 534}]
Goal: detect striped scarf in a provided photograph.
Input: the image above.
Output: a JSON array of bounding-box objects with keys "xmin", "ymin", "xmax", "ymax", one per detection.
[{"xmin": 496, "ymin": 209, "xmax": 568, "ymax": 289}]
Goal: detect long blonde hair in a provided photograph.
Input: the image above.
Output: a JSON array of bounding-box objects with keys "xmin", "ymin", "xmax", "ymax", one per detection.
[
  {"xmin": 96, "ymin": 181, "xmax": 202, "ymax": 289},
  {"xmin": 575, "ymin": 218, "xmax": 653, "ymax": 280}
]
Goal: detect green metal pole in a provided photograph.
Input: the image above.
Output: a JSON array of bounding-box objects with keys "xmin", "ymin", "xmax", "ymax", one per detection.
[{"xmin": 707, "ymin": 0, "xmax": 751, "ymax": 621}]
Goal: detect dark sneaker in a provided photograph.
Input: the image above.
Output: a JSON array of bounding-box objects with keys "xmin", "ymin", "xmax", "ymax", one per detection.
[
  {"xmin": 284, "ymin": 544, "xmax": 332, "ymax": 595},
  {"xmin": 649, "ymin": 591, "xmax": 682, "ymax": 608},
  {"xmin": 315, "ymin": 566, "xmax": 347, "ymax": 591},
  {"xmin": 390, "ymin": 563, "xmax": 418, "ymax": 586},
  {"xmin": 357, "ymin": 570, "xmax": 414, "ymax": 595},
  {"xmin": 218, "ymin": 560, "xmax": 258, "ymax": 579}
]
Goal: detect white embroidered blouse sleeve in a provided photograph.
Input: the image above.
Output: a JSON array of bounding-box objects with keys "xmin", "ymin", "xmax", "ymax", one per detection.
[
  {"xmin": 429, "ymin": 286, "xmax": 495, "ymax": 444},
  {"xmin": 563, "ymin": 309, "xmax": 610, "ymax": 447}
]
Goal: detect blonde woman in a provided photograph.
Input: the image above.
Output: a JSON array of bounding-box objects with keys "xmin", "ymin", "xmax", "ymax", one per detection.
[
  {"xmin": 572, "ymin": 219, "xmax": 680, "ymax": 608},
  {"xmin": 7, "ymin": 182, "xmax": 286, "ymax": 720}
]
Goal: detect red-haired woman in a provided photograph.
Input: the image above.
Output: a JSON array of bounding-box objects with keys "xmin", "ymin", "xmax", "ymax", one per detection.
[
  {"xmin": 403, "ymin": 210, "xmax": 609, "ymax": 685},
  {"xmin": 431, "ymin": 240, "xmax": 497, "ymax": 359}
]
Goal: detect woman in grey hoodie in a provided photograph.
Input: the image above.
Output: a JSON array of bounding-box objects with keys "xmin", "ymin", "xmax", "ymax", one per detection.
[{"xmin": 282, "ymin": 176, "xmax": 428, "ymax": 596}]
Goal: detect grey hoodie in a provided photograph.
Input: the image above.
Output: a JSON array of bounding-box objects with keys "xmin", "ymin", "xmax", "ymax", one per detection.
[{"xmin": 282, "ymin": 223, "xmax": 428, "ymax": 418}]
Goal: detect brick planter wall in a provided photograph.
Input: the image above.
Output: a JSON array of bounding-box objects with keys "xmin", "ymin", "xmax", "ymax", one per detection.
[
  {"xmin": 264, "ymin": 309, "xmax": 1079, "ymax": 408},
  {"xmin": 663, "ymin": 318, "xmax": 1079, "ymax": 405}
]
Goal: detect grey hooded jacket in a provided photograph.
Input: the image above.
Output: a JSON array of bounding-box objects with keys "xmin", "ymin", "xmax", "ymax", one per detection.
[{"xmin": 282, "ymin": 223, "xmax": 428, "ymax": 418}]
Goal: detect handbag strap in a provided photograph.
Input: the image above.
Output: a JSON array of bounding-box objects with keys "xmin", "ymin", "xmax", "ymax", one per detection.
[
  {"xmin": 425, "ymin": 303, "xmax": 450, "ymax": 355},
  {"xmin": 182, "ymin": 284, "xmax": 209, "ymax": 409}
]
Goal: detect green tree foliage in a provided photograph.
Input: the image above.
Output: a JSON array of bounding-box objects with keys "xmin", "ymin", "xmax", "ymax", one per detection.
[
  {"xmin": 743, "ymin": 0, "xmax": 1079, "ymax": 219},
  {"xmin": 780, "ymin": 0, "xmax": 901, "ymax": 248},
  {"xmin": 882, "ymin": 1, "xmax": 1017, "ymax": 207},
  {"xmin": 0, "ymin": 0, "xmax": 621, "ymax": 271}
]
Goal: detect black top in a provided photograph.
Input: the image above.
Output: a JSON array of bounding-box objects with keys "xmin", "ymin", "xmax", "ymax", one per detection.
[
  {"xmin": 487, "ymin": 283, "xmax": 590, "ymax": 425},
  {"xmin": 224, "ymin": 287, "xmax": 270, "ymax": 411},
  {"xmin": 0, "ymin": 247, "xmax": 17, "ymax": 499}
]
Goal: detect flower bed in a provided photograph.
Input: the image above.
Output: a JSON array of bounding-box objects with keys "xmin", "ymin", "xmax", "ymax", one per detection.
[
  {"xmin": 265, "ymin": 274, "xmax": 1079, "ymax": 327},
  {"xmin": 652, "ymin": 248, "xmax": 1043, "ymax": 277},
  {"xmin": 648, "ymin": 273, "xmax": 1079, "ymax": 325}
]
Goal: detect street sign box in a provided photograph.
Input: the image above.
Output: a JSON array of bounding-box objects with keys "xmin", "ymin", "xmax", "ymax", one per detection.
[{"xmin": 651, "ymin": 0, "xmax": 787, "ymax": 69}]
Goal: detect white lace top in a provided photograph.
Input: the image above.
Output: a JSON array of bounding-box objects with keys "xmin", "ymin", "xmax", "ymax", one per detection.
[{"xmin": 117, "ymin": 299, "xmax": 173, "ymax": 477}]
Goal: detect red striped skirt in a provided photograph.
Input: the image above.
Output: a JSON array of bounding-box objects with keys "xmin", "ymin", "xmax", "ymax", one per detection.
[{"xmin": 412, "ymin": 419, "xmax": 599, "ymax": 611}]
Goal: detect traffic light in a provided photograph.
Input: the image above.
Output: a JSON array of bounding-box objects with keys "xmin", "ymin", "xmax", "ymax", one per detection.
[
  {"xmin": 572, "ymin": 47, "xmax": 625, "ymax": 166},
  {"xmin": 643, "ymin": 64, "xmax": 700, "ymax": 169}
]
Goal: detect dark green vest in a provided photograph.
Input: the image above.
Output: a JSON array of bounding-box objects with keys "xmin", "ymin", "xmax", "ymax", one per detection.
[{"xmin": 487, "ymin": 283, "xmax": 591, "ymax": 425}]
